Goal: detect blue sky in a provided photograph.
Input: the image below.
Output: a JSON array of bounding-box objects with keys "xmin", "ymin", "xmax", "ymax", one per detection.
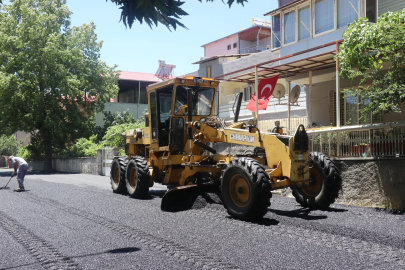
[
  {"xmin": 65, "ymin": 0, "xmax": 278, "ymax": 76},
  {"xmin": 2, "ymin": 0, "xmax": 278, "ymax": 75}
]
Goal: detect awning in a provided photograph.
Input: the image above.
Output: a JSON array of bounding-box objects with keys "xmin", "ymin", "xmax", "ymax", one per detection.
[{"xmin": 215, "ymin": 40, "xmax": 343, "ymax": 83}]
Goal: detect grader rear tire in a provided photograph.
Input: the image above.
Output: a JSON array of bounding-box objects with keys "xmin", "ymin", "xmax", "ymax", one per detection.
[
  {"xmin": 292, "ymin": 152, "xmax": 342, "ymax": 209},
  {"xmin": 110, "ymin": 157, "xmax": 128, "ymax": 194},
  {"xmin": 220, "ymin": 158, "xmax": 271, "ymax": 221},
  {"xmin": 125, "ymin": 156, "xmax": 150, "ymax": 199}
]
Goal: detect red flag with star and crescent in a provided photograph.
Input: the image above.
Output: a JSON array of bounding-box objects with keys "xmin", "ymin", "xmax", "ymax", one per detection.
[{"xmin": 246, "ymin": 75, "xmax": 279, "ymax": 112}]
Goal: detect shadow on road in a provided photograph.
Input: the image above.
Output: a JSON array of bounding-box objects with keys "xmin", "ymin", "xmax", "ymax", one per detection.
[
  {"xmin": 268, "ymin": 208, "xmax": 329, "ymax": 220},
  {"xmin": 161, "ymin": 190, "xmax": 221, "ymax": 212},
  {"xmin": 225, "ymin": 216, "xmax": 280, "ymax": 226},
  {"xmin": 107, "ymin": 247, "xmax": 140, "ymax": 254},
  {"xmin": 147, "ymin": 190, "xmax": 166, "ymax": 199}
]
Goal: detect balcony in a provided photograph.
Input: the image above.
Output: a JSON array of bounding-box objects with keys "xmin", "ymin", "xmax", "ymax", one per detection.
[{"xmin": 240, "ymin": 43, "xmax": 269, "ymax": 54}]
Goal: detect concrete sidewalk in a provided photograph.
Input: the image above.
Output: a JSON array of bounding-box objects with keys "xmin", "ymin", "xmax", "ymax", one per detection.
[{"xmin": 0, "ymin": 167, "xmax": 42, "ymax": 177}]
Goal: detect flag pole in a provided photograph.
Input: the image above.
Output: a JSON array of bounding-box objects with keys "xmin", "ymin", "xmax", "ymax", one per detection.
[{"xmin": 255, "ymin": 66, "xmax": 259, "ymax": 122}]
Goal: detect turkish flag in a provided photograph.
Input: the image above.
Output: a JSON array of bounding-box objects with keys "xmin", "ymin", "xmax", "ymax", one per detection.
[{"xmin": 246, "ymin": 75, "xmax": 279, "ymax": 112}]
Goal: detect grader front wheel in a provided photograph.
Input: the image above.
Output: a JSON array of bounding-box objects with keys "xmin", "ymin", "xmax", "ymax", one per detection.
[
  {"xmin": 220, "ymin": 158, "xmax": 271, "ymax": 221},
  {"xmin": 292, "ymin": 152, "xmax": 342, "ymax": 209}
]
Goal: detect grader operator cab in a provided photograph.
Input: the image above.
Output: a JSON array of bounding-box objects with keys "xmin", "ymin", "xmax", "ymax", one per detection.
[{"xmin": 110, "ymin": 76, "xmax": 342, "ymax": 220}]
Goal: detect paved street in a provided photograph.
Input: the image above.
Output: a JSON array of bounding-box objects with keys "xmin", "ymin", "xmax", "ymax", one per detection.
[{"xmin": 0, "ymin": 171, "xmax": 404, "ymax": 270}]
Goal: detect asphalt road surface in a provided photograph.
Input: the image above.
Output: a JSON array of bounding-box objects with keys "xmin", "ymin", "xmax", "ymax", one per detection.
[{"xmin": 0, "ymin": 173, "xmax": 404, "ymax": 270}]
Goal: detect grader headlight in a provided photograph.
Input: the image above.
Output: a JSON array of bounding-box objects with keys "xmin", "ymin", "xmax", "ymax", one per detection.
[{"xmin": 248, "ymin": 118, "xmax": 257, "ymax": 126}]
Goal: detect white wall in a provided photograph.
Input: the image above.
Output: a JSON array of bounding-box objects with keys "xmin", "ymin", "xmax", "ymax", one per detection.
[
  {"xmin": 16, "ymin": 131, "xmax": 31, "ymax": 146},
  {"xmin": 204, "ymin": 34, "xmax": 239, "ymax": 57},
  {"xmin": 309, "ymin": 80, "xmax": 335, "ymax": 127}
]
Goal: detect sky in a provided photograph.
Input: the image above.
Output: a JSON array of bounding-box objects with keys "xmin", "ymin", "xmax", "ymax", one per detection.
[{"xmin": 63, "ymin": 0, "xmax": 278, "ymax": 76}]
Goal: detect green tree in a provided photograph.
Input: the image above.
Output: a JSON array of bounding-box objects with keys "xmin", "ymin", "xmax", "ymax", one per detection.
[
  {"xmin": 0, "ymin": 134, "xmax": 22, "ymax": 156},
  {"xmin": 338, "ymin": 10, "xmax": 405, "ymax": 116},
  {"xmin": 61, "ymin": 135, "xmax": 99, "ymax": 157},
  {"xmin": 0, "ymin": 0, "xmax": 119, "ymax": 170},
  {"xmin": 108, "ymin": 0, "xmax": 247, "ymax": 30},
  {"xmin": 95, "ymin": 109, "xmax": 140, "ymax": 141},
  {"xmin": 101, "ymin": 122, "xmax": 144, "ymax": 148}
]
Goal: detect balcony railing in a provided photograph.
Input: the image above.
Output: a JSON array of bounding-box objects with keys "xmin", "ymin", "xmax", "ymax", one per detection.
[
  {"xmin": 306, "ymin": 122, "xmax": 405, "ymax": 158},
  {"xmin": 240, "ymin": 44, "xmax": 269, "ymax": 54}
]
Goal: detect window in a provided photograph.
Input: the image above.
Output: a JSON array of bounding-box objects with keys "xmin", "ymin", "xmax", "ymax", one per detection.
[
  {"xmin": 174, "ymin": 86, "xmax": 215, "ymax": 116},
  {"xmin": 157, "ymin": 87, "xmax": 173, "ymax": 146},
  {"xmin": 272, "ymin": 14, "xmax": 281, "ymax": 49},
  {"xmin": 243, "ymin": 85, "xmax": 253, "ymax": 101},
  {"xmin": 150, "ymin": 92, "xmax": 157, "ymax": 140},
  {"xmin": 315, "ymin": 0, "xmax": 334, "ymax": 35},
  {"xmin": 271, "ymin": 0, "xmax": 364, "ymax": 49},
  {"xmin": 345, "ymin": 90, "xmax": 372, "ymax": 125},
  {"xmin": 345, "ymin": 90, "xmax": 358, "ymax": 125},
  {"xmin": 227, "ymin": 44, "xmax": 231, "ymax": 50},
  {"xmin": 338, "ymin": 0, "xmax": 359, "ymax": 28},
  {"xmin": 284, "ymin": 10, "xmax": 296, "ymax": 44},
  {"xmin": 298, "ymin": 5, "xmax": 310, "ymax": 40},
  {"xmin": 366, "ymin": 0, "xmax": 377, "ymax": 23},
  {"xmin": 233, "ymin": 42, "xmax": 237, "ymax": 48},
  {"xmin": 330, "ymin": 90, "xmax": 380, "ymax": 126}
]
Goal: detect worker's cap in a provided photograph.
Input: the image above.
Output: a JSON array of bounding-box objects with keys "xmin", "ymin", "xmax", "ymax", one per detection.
[{"xmin": 8, "ymin": 156, "xmax": 14, "ymax": 160}]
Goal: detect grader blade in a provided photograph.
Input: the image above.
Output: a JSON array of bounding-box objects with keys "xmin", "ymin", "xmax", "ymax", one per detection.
[{"xmin": 161, "ymin": 184, "xmax": 219, "ymax": 212}]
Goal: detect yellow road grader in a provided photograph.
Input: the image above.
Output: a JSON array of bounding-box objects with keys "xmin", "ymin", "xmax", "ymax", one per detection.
[{"xmin": 110, "ymin": 76, "xmax": 341, "ymax": 220}]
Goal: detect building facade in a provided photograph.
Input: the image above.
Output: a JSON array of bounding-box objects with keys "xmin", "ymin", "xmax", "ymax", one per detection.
[
  {"xmin": 207, "ymin": 0, "xmax": 405, "ymax": 129},
  {"xmin": 95, "ymin": 71, "xmax": 161, "ymax": 126}
]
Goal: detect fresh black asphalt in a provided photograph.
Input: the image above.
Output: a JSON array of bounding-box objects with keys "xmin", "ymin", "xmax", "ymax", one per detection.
[{"xmin": 0, "ymin": 172, "xmax": 404, "ymax": 269}]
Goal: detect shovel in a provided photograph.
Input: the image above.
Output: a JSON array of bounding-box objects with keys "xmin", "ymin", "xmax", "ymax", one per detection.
[{"xmin": 0, "ymin": 175, "xmax": 14, "ymax": 190}]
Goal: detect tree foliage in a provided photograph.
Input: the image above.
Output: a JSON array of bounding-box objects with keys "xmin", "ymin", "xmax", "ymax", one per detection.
[
  {"xmin": 61, "ymin": 135, "xmax": 99, "ymax": 157},
  {"xmin": 0, "ymin": 134, "xmax": 22, "ymax": 156},
  {"xmin": 101, "ymin": 122, "xmax": 144, "ymax": 148},
  {"xmin": 0, "ymin": 0, "xmax": 119, "ymax": 170},
  {"xmin": 338, "ymin": 10, "xmax": 405, "ymax": 115},
  {"xmin": 95, "ymin": 109, "xmax": 139, "ymax": 141},
  {"xmin": 108, "ymin": 0, "xmax": 247, "ymax": 30}
]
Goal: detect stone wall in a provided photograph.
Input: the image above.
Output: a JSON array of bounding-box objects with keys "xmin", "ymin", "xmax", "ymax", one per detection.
[
  {"xmin": 27, "ymin": 149, "xmax": 106, "ymax": 175},
  {"xmin": 334, "ymin": 158, "xmax": 405, "ymax": 210},
  {"xmin": 28, "ymin": 156, "xmax": 101, "ymax": 175}
]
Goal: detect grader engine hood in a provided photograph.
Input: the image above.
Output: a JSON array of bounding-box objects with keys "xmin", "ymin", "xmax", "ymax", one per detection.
[
  {"xmin": 125, "ymin": 128, "xmax": 151, "ymax": 145},
  {"xmin": 264, "ymin": 124, "xmax": 311, "ymax": 188}
]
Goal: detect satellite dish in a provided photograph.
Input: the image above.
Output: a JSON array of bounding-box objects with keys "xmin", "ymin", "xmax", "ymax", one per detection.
[
  {"xmin": 272, "ymin": 83, "xmax": 286, "ymax": 99},
  {"xmin": 290, "ymin": 85, "xmax": 301, "ymax": 104}
]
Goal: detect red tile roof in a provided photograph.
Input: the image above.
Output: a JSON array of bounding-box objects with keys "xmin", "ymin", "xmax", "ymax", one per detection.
[{"xmin": 118, "ymin": 71, "xmax": 162, "ymax": 82}]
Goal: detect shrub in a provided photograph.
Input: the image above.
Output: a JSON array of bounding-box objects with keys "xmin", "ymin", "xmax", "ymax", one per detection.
[
  {"xmin": 0, "ymin": 134, "xmax": 23, "ymax": 156},
  {"xmin": 62, "ymin": 135, "xmax": 99, "ymax": 157}
]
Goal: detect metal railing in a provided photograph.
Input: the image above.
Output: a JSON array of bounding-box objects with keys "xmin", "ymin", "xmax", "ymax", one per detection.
[
  {"xmin": 306, "ymin": 122, "xmax": 405, "ymax": 158},
  {"xmin": 240, "ymin": 44, "xmax": 269, "ymax": 54}
]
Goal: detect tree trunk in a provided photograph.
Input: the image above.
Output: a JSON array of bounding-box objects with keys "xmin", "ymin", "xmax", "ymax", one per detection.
[{"xmin": 42, "ymin": 133, "xmax": 53, "ymax": 171}]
